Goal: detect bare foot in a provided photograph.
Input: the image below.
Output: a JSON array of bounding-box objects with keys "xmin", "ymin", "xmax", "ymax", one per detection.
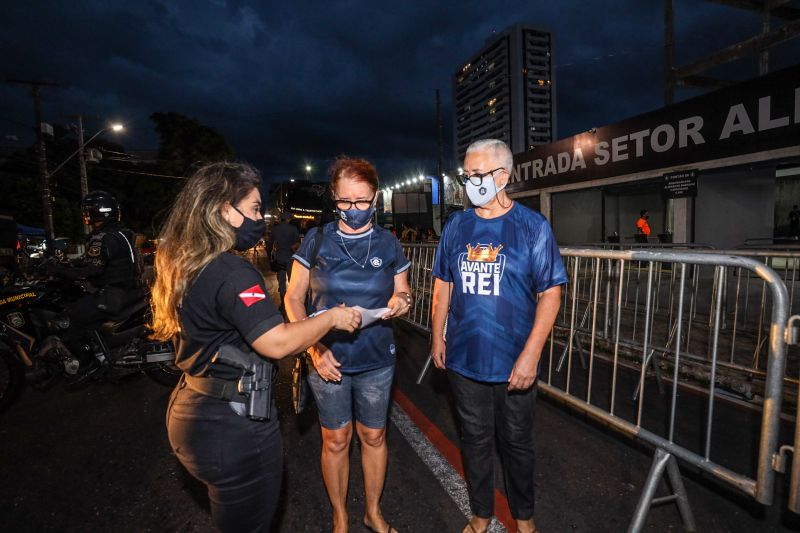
[
  {"xmin": 515, "ymin": 518, "xmax": 540, "ymax": 533},
  {"xmin": 461, "ymin": 516, "xmax": 490, "ymax": 533}
]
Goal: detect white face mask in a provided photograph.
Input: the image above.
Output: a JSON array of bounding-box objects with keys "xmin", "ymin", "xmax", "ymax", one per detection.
[{"xmin": 466, "ymin": 176, "xmax": 506, "ymax": 206}]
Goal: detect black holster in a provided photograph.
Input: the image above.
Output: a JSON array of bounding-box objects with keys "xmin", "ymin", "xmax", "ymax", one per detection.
[{"xmin": 187, "ymin": 345, "xmax": 276, "ymax": 421}]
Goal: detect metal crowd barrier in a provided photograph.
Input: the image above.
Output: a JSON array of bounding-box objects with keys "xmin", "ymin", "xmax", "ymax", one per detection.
[
  {"xmin": 400, "ymin": 243, "xmax": 797, "ymax": 532},
  {"xmin": 572, "ymin": 242, "xmax": 716, "ymax": 251},
  {"xmin": 402, "ymin": 243, "xmax": 439, "ymax": 333}
]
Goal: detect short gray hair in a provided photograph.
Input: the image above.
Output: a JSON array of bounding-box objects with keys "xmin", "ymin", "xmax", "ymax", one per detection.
[{"xmin": 465, "ymin": 139, "xmax": 513, "ymax": 172}]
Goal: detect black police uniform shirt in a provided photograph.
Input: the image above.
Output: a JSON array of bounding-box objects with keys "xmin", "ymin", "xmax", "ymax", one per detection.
[
  {"xmin": 177, "ymin": 252, "xmax": 283, "ymax": 381},
  {"xmin": 56, "ymin": 220, "xmax": 140, "ymax": 288},
  {"xmin": 293, "ymin": 221, "xmax": 411, "ymax": 373}
]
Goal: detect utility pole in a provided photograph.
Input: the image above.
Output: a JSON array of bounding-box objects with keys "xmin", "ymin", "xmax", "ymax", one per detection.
[
  {"xmin": 5, "ymin": 79, "xmax": 61, "ymax": 244},
  {"xmin": 75, "ymin": 114, "xmax": 90, "ymax": 234},
  {"xmin": 760, "ymin": 1, "xmax": 771, "ymax": 76},
  {"xmin": 33, "ymin": 86, "xmax": 56, "ymax": 244},
  {"xmin": 435, "ymin": 89, "xmax": 445, "ymax": 229},
  {"xmin": 76, "ymin": 114, "xmax": 88, "ymax": 199},
  {"xmin": 664, "ymin": 0, "xmax": 674, "ymax": 105}
]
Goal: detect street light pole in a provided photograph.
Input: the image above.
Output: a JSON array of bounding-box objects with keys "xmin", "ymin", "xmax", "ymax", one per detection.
[
  {"xmin": 46, "ymin": 122, "xmax": 124, "ymax": 234},
  {"xmin": 49, "ymin": 123, "xmax": 124, "ymax": 181}
]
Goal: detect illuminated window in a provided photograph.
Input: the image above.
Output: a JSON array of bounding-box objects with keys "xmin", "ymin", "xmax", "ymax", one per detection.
[{"xmin": 487, "ymin": 97, "xmax": 497, "ymax": 107}]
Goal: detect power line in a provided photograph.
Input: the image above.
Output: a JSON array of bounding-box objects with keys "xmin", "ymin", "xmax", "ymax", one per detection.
[{"xmin": 100, "ymin": 167, "xmax": 185, "ymax": 180}]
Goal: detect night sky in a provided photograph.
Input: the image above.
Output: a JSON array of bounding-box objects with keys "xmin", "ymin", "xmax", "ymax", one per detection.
[{"xmin": 2, "ymin": 1, "xmax": 799, "ymax": 183}]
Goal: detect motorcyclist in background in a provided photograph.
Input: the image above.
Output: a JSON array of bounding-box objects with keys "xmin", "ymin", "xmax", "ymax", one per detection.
[{"xmin": 51, "ymin": 190, "xmax": 144, "ymax": 374}]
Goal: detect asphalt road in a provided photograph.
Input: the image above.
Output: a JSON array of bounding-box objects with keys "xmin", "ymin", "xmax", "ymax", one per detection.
[
  {"xmin": 0, "ymin": 355, "xmax": 470, "ymax": 532},
  {"xmin": 3, "ymin": 262, "xmax": 800, "ymax": 532}
]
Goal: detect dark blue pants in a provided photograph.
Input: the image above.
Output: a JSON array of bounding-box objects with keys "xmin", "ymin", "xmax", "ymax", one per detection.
[
  {"xmin": 448, "ymin": 370, "xmax": 537, "ymax": 520},
  {"xmin": 167, "ymin": 383, "xmax": 283, "ymax": 532}
]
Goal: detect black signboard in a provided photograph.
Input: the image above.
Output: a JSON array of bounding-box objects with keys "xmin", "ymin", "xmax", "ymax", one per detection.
[
  {"xmin": 663, "ymin": 170, "xmax": 697, "ymax": 198},
  {"xmin": 508, "ymin": 63, "xmax": 800, "ymax": 193}
]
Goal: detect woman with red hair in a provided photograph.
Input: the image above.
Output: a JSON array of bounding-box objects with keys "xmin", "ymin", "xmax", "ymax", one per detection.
[{"xmin": 285, "ymin": 157, "xmax": 411, "ymax": 533}]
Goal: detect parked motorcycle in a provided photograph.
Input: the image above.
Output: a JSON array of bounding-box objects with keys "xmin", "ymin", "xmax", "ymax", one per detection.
[{"xmin": 0, "ymin": 275, "xmax": 179, "ymax": 412}]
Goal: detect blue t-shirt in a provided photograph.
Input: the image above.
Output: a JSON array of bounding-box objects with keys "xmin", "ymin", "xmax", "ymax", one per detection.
[
  {"xmin": 432, "ymin": 204, "xmax": 568, "ymax": 382},
  {"xmin": 293, "ymin": 222, "xmax": 411, "ymax": 372}
]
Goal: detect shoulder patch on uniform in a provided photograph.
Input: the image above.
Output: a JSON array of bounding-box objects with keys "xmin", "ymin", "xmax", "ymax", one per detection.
[
  {"xmin": 238, "ymin": 284, "xmax": 266, "ymax": 307},
  {"xmin": 86, "ymin": 245, "xmax": 102, "ymax": 257}
]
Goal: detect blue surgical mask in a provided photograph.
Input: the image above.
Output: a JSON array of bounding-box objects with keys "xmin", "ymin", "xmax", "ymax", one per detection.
[{"xmin": 337, "ymin": 206, "xmax": 375, "ymax": 230}]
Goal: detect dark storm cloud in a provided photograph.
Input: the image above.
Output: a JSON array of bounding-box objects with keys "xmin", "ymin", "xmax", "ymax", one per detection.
[{"xmin": 1, "ymin": 1, "xmax": 798, "ymax": 182}]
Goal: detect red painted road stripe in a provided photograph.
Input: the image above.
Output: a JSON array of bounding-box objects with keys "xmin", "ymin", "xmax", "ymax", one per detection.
[{"xmin": 392, "ymin": 388, "xmax": 515, "ymax": 531}]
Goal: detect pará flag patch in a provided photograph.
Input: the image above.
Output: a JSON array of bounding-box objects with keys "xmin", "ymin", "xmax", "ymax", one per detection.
[{"xmin": 238, "ymin": 284, "xmax": 266, "ymax": 307}]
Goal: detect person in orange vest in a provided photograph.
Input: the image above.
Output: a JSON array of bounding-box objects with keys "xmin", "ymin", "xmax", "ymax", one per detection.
[{"xmin": 636, "ymin": 210, "xmax": 651, "ymax": 240}]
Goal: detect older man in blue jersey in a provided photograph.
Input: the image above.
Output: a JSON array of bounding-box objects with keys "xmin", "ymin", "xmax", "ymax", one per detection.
[{"xmin": 431, "ymin": 139, "xmax": 567, "ymax": 533}]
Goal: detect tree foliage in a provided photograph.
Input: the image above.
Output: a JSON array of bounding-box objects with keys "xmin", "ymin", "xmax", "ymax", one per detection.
[{"xmin": 150, "ymin": 111, "xmax": 234, "ymax": 177}]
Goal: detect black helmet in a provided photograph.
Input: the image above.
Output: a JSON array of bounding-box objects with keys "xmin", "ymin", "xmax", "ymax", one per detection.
[{"xmin": 82, "ymin": 190, "xmax": 120, "ymax": 224}]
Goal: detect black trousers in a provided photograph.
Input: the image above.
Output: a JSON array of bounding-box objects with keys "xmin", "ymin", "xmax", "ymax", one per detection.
[
  {"xmin": 166, "ymin": 382, "xmax": 283, "ymax": 533},
  {"xmin": 448, "ymin": 370, "xmax": 537, "ymax": 520},
  {"xmin": 63, "ymin": 293, "xmax": 110, "ymax": 362}
]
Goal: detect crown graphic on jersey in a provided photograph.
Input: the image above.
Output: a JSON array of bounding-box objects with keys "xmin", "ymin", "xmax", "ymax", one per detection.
[{"xmin": 466, "ymin": 243, "xmax": 503, "ymax": 262}]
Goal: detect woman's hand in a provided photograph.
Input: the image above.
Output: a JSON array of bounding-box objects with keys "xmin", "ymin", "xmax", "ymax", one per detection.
[
  {"xmin": 308, "ymin": 342, "xmax": 342, "ymax": 382},
  {"xmin": 327, "ymin": 304, "xmax": 361, "ymax": 332},
  {"xmin": 383, "ymin": 291, "xmax": 412, "ymax": 319}
]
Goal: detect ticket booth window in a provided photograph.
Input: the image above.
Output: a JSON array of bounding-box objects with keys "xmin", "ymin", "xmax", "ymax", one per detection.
[{"xmin": 602, "ymin": 180, "xmax": 666, "ymax": 244}]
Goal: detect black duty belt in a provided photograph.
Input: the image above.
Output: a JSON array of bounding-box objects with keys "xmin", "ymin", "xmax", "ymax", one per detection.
[{"xmin": 184, "ymin": 374, "xmax": 247, "ymax": 403}]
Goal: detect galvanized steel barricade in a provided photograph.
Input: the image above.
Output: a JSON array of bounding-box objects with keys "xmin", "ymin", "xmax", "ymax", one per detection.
[
  {"xmin": 401, "ymin": 243, "xmax": 793, "ymax": 532},
  {"xmin": 565, "ymin": 245, "xmax": 800, "ymax": 384},
  {"xmin": 402, "ymin": 243, "xmax": 439, "ymax": 333}
]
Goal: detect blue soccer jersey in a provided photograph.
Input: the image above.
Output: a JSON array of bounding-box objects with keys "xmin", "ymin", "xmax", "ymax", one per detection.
[
  {"xmin": 432, "ymin": 204, "xmax": 568, "ymax": 382},
  {"xmin": 293, "ymin": 222, "xmax": 411, "ymax": 372}
]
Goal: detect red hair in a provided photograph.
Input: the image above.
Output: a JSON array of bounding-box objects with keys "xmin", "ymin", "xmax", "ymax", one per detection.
[{"xmin": 329, "ymin": 156, "xmax": 379, "ymax": 194}]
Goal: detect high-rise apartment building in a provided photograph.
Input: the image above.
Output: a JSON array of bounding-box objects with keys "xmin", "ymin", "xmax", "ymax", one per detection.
[{"xmin": 453, "ymin": 24, "xmax": 556, "ymax": 162}]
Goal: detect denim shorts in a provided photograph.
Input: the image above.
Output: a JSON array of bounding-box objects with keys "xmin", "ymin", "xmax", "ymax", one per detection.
[{"xmin": 307, "ymin": 364, "xmax": 395, "ymax": 430}]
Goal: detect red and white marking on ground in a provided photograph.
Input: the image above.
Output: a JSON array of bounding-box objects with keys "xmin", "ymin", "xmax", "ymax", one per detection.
[{"xmin": 390, "ymin": 389, "xmax": 513, "ymax": 532}]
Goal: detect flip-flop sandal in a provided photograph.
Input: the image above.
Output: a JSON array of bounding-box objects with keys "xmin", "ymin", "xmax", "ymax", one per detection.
[{"xmin": 364, "ymin": 521, "xmax": 393, "ymax": 533}]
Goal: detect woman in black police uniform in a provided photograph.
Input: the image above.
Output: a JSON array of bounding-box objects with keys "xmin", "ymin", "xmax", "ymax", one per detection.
[{"xmin": 150, "ymin": 162, "xmax": 361, "ymax": 533}]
